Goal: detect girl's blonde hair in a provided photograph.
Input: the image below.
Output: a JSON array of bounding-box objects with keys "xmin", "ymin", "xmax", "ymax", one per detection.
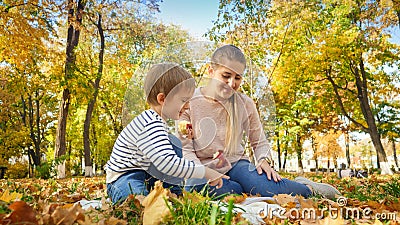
[
  {"xmin": 144, "ymin": 63, "xmax": 195, "ymax": 105},
  {"xmin": 211, "ymin": 45, "xmax": 246, "ymax": 156}
]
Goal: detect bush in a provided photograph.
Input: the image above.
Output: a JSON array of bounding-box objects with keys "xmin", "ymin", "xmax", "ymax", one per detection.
[
  {"xmin": 6, "ymin": 162, "xmax": 29, "ymax": 179},
  {"xmin": 35, "ymin": 156, "xmax": 68, "ymax": 179},
  {"xmin": 35, "ymin": 161, "xmax": 53, "ymax": 179}
]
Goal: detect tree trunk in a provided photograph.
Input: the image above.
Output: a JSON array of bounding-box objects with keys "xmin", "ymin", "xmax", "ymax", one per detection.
[
  {"xmin": 84, "ymin": 104, "xmax": 94, "ymax": 177},
  {"xmin": 282, "ymin": 148, "xmax": 287, "ymax": 171},
  {"xmin": 376, "ymin": 150, "xmax": 380, "ymax": 169},
  {"xmin": 311, "ymin": 136, "xmax": 318, "ymax": 174},
  {"xmin": 276, "ymin": 130, "xmax": 282, "ymax": 170},
  {"xmin": 102, "ymin": 102, "xmax": 123, "ymax": 135},
  {"xmin": 345, "ymin": 130, "xmax": 351, "ymax": 167},
  {"xmin": 397, "ymin": 10, "xmax": 400, "ymax": 29},
  {"xmin": 21, "ymin": 95, "xmax": 41, "ymax": 177},
  {"xmin": 369, "ymin": 147, "xmax": 374, "ymax": 169},
  {"xmin": 296, "ymin": 134, "xmax": 304, "ymax": 174},
  {"xmin": 83, "ymin": 13, "xmax": 104, "ymax": 177},
  {"xmin": 394, "ymin": 0, "xmax": 400, "ymax": 29},
  {"xmin": 55, "ymin": 0, "xmax": 85, "ymax": 178},
  {"xmin": 393, "ymin": 138, "xmax": 398, "ymax": 170},
  {"xmin": 333, "ymin": 157, "xmax": 338, "ymax": 169},
  {"xmin": 28, "ymin": 93, "xmax": 42, "ymax": 167},
  {"xmin": 327, "ymin": 158, "xmax": 330, "ymax": 174},
  {"xmin": 55, "ymin": 89, "xmax": 70, "ymax": 178},
  {"xmin": 34, "ymin": 95, "xmax": 41, "ymax": 166},
  {"xmin": 353, "ymin": 58, "xmax": 392, "ymax": 174}
]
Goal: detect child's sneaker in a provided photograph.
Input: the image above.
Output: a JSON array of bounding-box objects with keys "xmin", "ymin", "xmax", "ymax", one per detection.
[{"xmin": 294, "ymin": 176, "xmax": 341, "ymax": 200}]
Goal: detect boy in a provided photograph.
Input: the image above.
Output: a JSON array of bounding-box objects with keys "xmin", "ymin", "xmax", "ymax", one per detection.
[{"xmin": 105, "ymin": 63, "xmax": 227, "ymax": 204}]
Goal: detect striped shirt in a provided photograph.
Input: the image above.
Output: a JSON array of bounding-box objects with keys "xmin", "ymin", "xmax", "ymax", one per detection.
[{"xmin": 105, "ymin": 109, "xmax": 205, "ymax": 183}]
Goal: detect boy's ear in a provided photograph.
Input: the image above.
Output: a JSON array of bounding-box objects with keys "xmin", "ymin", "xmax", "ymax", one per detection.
[
  {"xmin": 208, "ymin": 65, "xmax": 214, "ymax": 75},
  {"xmin": 156, "ymin": 93, "xmax": 166, "ymax": 105}
]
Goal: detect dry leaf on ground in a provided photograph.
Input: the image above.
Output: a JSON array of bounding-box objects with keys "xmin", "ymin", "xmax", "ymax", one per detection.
[
  {"xmin": 3, "ymin": 200, "xmax": 39, "ymax": 225},
  {"xmin": 142, "ymin": 181, "xmax": 171, "ymax": 225},
  {"xmin": 274, "ymin": 194, "xmax": 297, "ymax": 207}
]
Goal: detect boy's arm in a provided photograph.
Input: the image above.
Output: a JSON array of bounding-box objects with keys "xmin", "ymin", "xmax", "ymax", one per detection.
[
  {"xmin": 177, "ymin": 109, "xmax": 202, "ymax": 164},
  {"xmin": 138, "ymin": 121, "xmax": 205, "ymax": 179}
]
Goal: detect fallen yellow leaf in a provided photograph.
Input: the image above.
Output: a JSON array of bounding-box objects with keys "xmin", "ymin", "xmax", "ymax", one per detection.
[
  {"xmin": 274, "ymin": 194, "xmax": 296, "ymax": 207},
  {"xmin": 298, "ymin": 196, "xmax": 317, "ymax": 209},
  {"xmin": 318, "ymin": 216, "xmax": 345, "ymax": 225},
  {"xmin": 105, "ymin": 216, "xmax": 128, "ymax": 225},
  {"xmin": 0, "ymin": 189, "xmax": 23, "ymax": 203},
  {"xmin": 142, "ymin": 181, "xmax": 172, "ymax": 225}
]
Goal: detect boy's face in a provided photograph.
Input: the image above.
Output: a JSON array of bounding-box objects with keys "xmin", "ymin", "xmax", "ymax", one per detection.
[{"xmin": 162, "ymin": 83, "xmax": 194, "ymax": 120}]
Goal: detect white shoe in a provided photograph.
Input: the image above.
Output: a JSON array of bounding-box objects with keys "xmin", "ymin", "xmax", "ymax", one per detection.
[{"xmin": 295, "ymin": 176, "xmax": 341, "ymax": 200}]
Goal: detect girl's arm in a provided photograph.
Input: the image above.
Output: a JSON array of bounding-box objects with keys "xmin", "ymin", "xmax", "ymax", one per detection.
[
  {"xmin": 244, "ymin": 96, "xmax": 273, "ymax": 163},
  {"xmin": 243, "ymin": 95, "xmax": 281, "ymax": 181}
]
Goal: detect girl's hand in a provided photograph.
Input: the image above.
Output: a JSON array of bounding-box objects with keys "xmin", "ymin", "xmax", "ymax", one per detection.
[{"xmin": 256, "ymin": 159, "xmax": 281, "ymax": 182}]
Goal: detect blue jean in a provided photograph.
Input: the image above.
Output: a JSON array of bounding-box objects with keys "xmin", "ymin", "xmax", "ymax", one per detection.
[
  {"xmin": 186, "ymin": 160, "xmax": 312, "ymax": 198},
  {"xmin": 107, "ymin": 134, "xmax": 184, "ymax": 204}
]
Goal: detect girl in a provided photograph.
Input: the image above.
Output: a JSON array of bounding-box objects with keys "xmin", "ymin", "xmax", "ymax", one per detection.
[{"xmin": 178, "ymin": 45, "xmax": 340, "ymax": 200}]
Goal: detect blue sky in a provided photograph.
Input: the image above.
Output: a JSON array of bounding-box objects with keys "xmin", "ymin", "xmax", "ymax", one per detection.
[
  {"xmin": 156, "ymin": 0, "xmax": 219, "ymax": 39},
  {"xmin": 156, "ymin": 1, "xmax": 400, "ymax": 43}
]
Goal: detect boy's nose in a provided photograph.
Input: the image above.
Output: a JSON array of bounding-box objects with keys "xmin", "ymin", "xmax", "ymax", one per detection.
[{"xmin": 182, "ymin": 101, "xmax": 190, "ymax": 110}]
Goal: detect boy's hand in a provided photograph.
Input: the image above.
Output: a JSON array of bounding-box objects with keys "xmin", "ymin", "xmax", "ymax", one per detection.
[
  {"xmin": 178, "ymin": 121, "xmax": 193, "ymax": 139},
  {"xmin": 204, "ymin": 167, "xmax": 229, "ymax": 189},
  {"xmin": 208, "ymin": 175, "xmax": 229, "ymax": 189},
  {"xmin": 186, "ymin": 127, "xmax": 194, "ymax": 139}
]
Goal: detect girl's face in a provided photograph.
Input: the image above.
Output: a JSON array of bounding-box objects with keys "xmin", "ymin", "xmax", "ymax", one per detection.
[
  {"xmin": 208, "ymin": 59, "xmax": 245, "ymax": 99},
  {"xmin": 162, "ymin": 84, "xmax": 194, "ymax": 120}
]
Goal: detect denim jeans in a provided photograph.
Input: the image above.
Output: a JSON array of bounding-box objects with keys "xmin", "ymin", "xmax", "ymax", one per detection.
[
  {"xmin": 107, "ymin": 134, "xmax": 185, "ymax": 204},
  {"xmin": 186, "ymin": 160, "xmax": 312, "ymax": 198}
]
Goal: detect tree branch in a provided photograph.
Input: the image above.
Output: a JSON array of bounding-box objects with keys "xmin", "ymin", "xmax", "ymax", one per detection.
[
  {"xmin": 325, "ymin": 66, "xmax": 368, "ymax": 132},
  {"xmin": 3, "ymin": 3, "xmax": 28, "ymax": 13}
]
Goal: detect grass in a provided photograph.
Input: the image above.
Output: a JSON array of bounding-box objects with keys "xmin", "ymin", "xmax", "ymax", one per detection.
[{"xmin": 162, "ymin": 188, "xmax": 238, "ymax": 225}]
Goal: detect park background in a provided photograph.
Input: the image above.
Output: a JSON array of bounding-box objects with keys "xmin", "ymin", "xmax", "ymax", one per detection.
[{"xmin": 1, "ymin": 0, "xmax": 400, "ymax": 179}]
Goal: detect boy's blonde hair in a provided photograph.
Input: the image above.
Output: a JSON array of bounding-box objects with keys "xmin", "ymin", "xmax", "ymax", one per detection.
[{"xmin": 144, "ymin": 63, "xmax": 194, "ymax": 105}]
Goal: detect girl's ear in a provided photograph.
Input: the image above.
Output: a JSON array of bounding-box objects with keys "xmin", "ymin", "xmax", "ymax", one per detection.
[{"xmin": 156, "ymin": 93, "xmax": 166, "ymax": 105}]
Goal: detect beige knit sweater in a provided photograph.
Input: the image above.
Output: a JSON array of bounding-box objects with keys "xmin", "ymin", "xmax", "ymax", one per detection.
[{"xmin": 178, "ymin": 88, "xmax": 272, "ymax": 172}]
